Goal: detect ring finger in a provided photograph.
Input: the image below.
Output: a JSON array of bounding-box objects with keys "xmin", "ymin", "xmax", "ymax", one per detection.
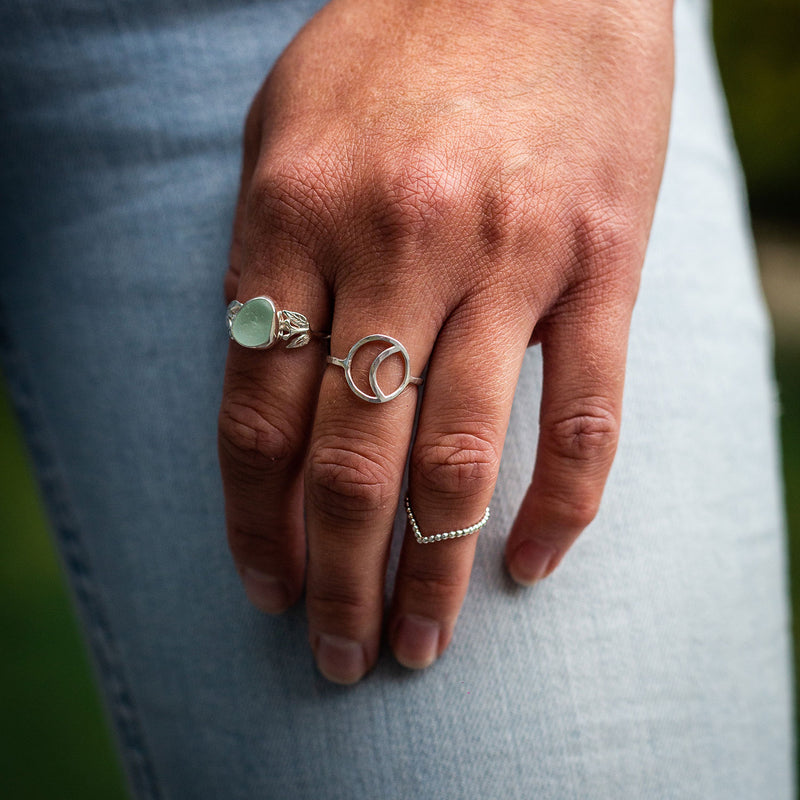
[{"xmin": 389, "ymin": 298, "xmax": 533, "ymax": 668}]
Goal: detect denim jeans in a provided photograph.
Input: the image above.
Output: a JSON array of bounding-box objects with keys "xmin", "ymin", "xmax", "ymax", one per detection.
[{"xmin": 0, "ymin": 0, "xmax": 794, "ymax": 797}]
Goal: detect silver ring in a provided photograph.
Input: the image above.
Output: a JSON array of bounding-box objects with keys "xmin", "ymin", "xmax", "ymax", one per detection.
[
  {"xmin": 326, "ymin": 334, "xmax": 423, "ymax": 404},
  {"xmin": 405, "ymin": 496, "xmax": 490, "ymax": 544},
  {"xmin": 227, "ymin": 297, "xmax": 328, "ymax": 350}
]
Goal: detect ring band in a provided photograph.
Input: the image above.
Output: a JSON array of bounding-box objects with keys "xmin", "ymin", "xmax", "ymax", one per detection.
[
  {"xmin": 327, "ymin": 334, "xmax": 423, "ymax": 404},
  {"xmin": 227, "ymin": 297, "xmax": 327, "ymax": 350},
  {"xmin": 405, "ymin": 495, "xmax": 490, "ymax": 544}
]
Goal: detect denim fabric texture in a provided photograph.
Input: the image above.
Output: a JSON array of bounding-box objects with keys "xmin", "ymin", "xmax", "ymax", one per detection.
[{"xmin": 0, "ymin": 0, "xmax": 794, "ymax": 797}]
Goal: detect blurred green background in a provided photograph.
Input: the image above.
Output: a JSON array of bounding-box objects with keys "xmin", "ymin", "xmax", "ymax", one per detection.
[
  {"xmin": 715, "ymin": 0, "xmax": 800, "ymax": 222},
  {"xmin": 1, "ymin": 2, "xmax": 799, "ymax": 797}
]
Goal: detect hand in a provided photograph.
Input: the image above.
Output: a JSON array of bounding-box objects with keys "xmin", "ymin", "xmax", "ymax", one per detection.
[{"xmin": 219, "ymin": 0, "xmax": 674, "ymax": 683}]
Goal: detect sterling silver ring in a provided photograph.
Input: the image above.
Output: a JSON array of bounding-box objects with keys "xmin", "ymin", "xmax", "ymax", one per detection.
[
  {"xmin": 405, "ymin": 496, "xmax": 490, "ymax": 544},
  {"xmin": 226, "ymin": 297, "xmax": 327, "ymax": 350},
  {"xmin": 326, "ymin": 334, "xmax": 423, "ymax": 404}
]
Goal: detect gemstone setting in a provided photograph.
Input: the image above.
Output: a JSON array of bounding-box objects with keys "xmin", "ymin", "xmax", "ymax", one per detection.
[{"xmin": 229, "ymin": 297, "xmax": 277, "ymax": 348}]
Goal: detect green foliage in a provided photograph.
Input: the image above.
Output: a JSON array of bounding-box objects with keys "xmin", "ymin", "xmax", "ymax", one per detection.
[
  {"xmin": 0, "ymin": 385, "xmax": 128, "ymax": 800},
  {"xmin": 714, "ymin": 0, "xmax": 800, "ymax": 219}
]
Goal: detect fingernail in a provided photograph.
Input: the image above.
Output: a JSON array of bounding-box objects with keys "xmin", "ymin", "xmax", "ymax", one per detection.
[
  {"xmin": 242, "ymin": 569, "xmax": 290, "ymax": 614},
  {"xmin": 392, "ymin": 614, "xmax": 440, "ymax": 669},
  {"xmin": 315, "ymin": 634, "xmax": 367, "ymax": 685},
  {"xmin": 509, "ymin": 541, "xmax": 555, "ymax": 586}
]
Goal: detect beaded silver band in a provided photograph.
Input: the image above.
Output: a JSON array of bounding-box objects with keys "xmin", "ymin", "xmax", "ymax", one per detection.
[{"xmin": 405, "ymin": 496, "xmax": 490, "ymax": 544}]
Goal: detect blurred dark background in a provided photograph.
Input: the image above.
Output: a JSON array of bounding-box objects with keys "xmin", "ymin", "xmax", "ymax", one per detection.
[
  {"xmin": 715, "ymin": 0, "xmax": 800, "ymax": 222},
  {"xmin": 2, "ymin": 2, "xmax": 799, "ymax": 797}
]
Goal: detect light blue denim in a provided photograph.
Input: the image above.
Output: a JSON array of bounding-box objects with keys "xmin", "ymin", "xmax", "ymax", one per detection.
[{"xmin": 0, "ymin": 0, "xmax": 794, "ymax": 798}]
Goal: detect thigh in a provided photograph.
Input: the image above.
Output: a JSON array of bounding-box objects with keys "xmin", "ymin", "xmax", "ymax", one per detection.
[{"xmin": 0, "ymin": 1, "xmax": 793, "ymax": 798}]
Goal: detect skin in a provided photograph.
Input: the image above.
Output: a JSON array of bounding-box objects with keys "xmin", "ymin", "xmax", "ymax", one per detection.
[{"xmin": 219, "ymin": 0, "xmax": 675, "ymax": 684}]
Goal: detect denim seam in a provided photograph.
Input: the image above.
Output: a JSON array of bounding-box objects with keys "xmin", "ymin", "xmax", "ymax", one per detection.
[{"xmin": 0, "ymin": 317, "xmax": 164, "ymax": 800}]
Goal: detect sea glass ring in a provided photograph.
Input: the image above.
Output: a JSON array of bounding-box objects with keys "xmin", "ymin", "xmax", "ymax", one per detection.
[{"xmin": 226, "ymin": 297, "xmax": 324, "ymax": 350}]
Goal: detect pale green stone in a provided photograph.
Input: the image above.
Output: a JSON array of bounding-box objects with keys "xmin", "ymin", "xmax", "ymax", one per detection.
[{"xmin": 231, "ymin": 297, "xmax": 275, "ymax": 348}]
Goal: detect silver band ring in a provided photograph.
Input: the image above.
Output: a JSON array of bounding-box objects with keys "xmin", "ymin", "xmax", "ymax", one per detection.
[
  {"xmin": 405, "ymin": 496, "xmax": 490, "ymax": 544},
  {"xmin": 227, "ymin": 297, "xmax": 327, "ymax": 350},
  {"xmin": 327, "ymin": 334, "xmax": 423, "ymax": 404}
]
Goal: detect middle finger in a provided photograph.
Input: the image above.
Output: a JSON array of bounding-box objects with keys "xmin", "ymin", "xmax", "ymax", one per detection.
[{"xmin": 304, "ymin": 290, "xmax": 439, "ymax": 684}]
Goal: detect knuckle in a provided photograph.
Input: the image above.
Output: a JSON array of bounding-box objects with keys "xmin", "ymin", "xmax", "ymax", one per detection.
[
  {"xmin": 247, "ymin": 154, "xmax": 340, "ymax": 240},
  {"xmin": 371, "ymin": 152, "xmax": 470, "ymax": 244},
  {"xmin": 478, "ymin": 176, "xmax": 531, "ymax": 253},
  {"xmin": 307, "ymin": 441, "xmax": 394, "ymax": 521},
  {"xmin": 246, "ymin": 171, "xmax": 320, "ymax": 235},
  {"xmin": 227, "ymin": 525, "xmax": 295, "ymax": 565},
  {"xmin": 402, "ymin": 565, "xmax": 466, "ymax": 606},
  {"xmin": 540, "ymin": 487, "xmax": 601, "ymax": 532},
  {"xmin": 308, "ymin": 583, "xmax": 374, "ymax": 626},
  {"xmin": 411, "ymin": 431, "xmax": 500, "ymax": 500},
  {"xmin": 569, "ymin": 201, "xmax": 642, "ymax": 287},
  {"xmin": 218, "ymin": 399, "xmax": 299, "ymax": 473},
  {"xmin": 543, "ymin": 402, "xmax": 620, "ymax": 464}
]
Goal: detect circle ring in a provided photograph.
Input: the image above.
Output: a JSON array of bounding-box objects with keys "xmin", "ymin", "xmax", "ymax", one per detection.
[{"xmin": 330, "ymin": 334, "xmax": 421, "ymax": 404}]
